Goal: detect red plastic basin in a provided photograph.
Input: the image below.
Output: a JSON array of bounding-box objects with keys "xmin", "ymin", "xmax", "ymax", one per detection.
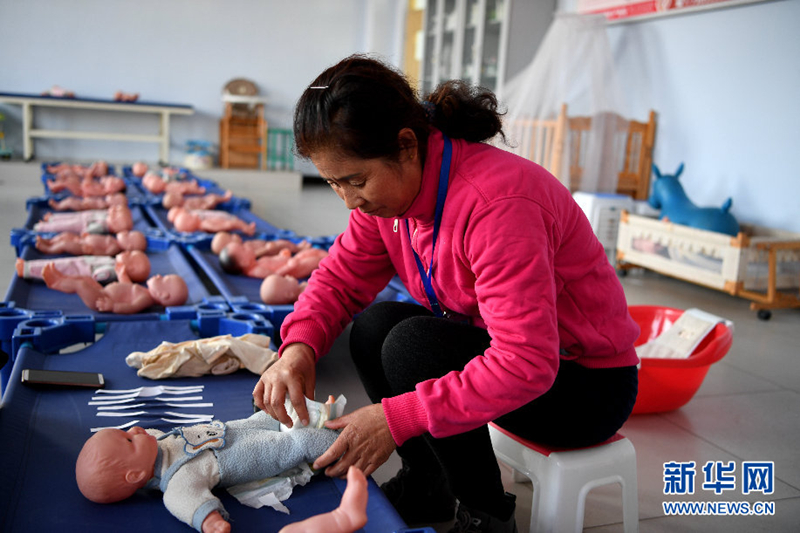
[{"xmin": 629, "ymin": 305, "xmax": 734, "ymax": 414}]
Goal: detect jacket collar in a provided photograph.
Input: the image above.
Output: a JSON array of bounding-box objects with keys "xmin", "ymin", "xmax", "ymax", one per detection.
[{"xmin": 400, "ymin": 128, "xmax": 446, "ymax": 225}]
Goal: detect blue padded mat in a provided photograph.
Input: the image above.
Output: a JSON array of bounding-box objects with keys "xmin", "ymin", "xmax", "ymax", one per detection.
[
  {"xmin": 0, "ymin": 319, "xmax": 405, "ymax": 532},
  {"xmin": 4, "ymin": 245, "xmax": 214, "ymax": 319}
]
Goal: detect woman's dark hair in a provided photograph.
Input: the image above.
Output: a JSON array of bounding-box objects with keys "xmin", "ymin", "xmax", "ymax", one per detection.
[{"xmin": 293, "ymin": 54, "xmax": 505, "ymax": 163}]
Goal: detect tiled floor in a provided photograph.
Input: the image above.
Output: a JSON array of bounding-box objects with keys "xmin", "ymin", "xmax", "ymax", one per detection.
[{"xmin": 1, "ymin": 161, "xmax": 798, "ymax": 532}]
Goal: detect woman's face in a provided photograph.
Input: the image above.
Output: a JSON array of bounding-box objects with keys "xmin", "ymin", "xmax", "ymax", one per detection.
[{"xmin": 311, "ymin": 129, "xmax": 422, "ymax": 218}]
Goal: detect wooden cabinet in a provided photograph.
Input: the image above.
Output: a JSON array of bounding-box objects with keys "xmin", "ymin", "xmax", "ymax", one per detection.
[{"xmin": 420, "ymin": 0, "xmax": 510, "ymax": 95}]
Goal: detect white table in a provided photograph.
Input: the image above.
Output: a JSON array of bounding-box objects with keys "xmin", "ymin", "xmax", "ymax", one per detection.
[{"xmin": 0, "ymin": 92, "xmax": 194, "ymax": 165}]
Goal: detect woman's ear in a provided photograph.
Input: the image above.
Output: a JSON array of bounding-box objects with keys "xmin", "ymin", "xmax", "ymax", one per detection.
[{"xmin": 397, "ymin": 128, "xmax": 419, "ymax": 161}]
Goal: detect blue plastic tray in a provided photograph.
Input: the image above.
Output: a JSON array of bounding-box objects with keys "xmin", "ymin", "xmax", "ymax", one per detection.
[{"xmin": 4, "ymin": 244, "xmax": 214, "ymax": 319}]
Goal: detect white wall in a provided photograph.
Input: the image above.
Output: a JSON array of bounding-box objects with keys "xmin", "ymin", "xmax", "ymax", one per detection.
[
  {"xmin": 3, "ymin": 0, "xmax": 798, "ymax": 233},
  {"xmin": 0, "ymin": 0, "xmax": 404, "ymax": 174},
  {"xmin": 557, "ymin": 0, "xmax": 800, "ymax": 233}
]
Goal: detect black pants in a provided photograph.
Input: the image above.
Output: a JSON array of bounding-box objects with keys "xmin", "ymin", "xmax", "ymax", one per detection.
[{"xmin": 350, "ymin": 301, "xmax": 638, "ymax": 512}]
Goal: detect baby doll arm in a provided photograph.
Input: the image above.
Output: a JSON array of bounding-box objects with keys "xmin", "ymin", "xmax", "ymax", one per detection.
[
  {"xmin": 35, "ymin": 234, "xmax": 82, "ymax": 255},
  {"xmin": 162, "ymin": 452, "xmax": 228, "ymax": 532},
  {"xmin": 201, "ymin": 512, "xmax": 230, "ymax": 533}
]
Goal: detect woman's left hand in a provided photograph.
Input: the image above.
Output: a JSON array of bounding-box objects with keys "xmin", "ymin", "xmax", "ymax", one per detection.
[{"xmin": 313, "ymin": 403, "xmax": 396, "ymax": 478}]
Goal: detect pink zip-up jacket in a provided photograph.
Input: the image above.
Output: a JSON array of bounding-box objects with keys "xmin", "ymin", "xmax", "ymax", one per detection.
[{"xmin": 280, "ymin": 128, "xmax": 640, "ymax": 446}]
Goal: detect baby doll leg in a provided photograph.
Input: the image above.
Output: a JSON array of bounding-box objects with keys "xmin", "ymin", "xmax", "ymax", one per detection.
[
  {"xmin": 35, "ymin": 234, "xmax": 81, "ymax": 255},
  {"xmin": 42, "ymin": 263, "xmax": 105, "ymax": 310},
  {"xmin": 278, "ymin": 466, "xmax": 367, "ymax": 533}
]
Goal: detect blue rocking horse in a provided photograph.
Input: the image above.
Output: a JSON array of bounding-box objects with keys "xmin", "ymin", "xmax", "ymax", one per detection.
[{"xmin": 649, "ymin": 163, "xmax": 740, "ymax": 236}]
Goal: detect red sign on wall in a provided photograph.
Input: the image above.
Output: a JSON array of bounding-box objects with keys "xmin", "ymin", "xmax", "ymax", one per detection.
[{"xmin": 577, "ymin": 0, "xmax": 769, "ymax": 21}]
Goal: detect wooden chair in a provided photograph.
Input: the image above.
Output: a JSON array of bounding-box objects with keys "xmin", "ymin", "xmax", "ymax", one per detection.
[
  {"xmin": 505, "ymin": 103, "xmax": 567, "ymax": 178},
  {"xmin": 618, "ymin": 111, "xmax": 657, "ymax": 200},
  {"xmin": 565, "ymin": 108, "xmax": 657, "ymax": 200},
  {"xmin": 507, "ymin": 105, "xmax": 657, "ymax": 200}
]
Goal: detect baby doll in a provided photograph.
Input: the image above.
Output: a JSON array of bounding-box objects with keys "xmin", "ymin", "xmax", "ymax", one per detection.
[
  {"xmin": 165, "ymin": 180, "xmax": 207, "ymax": 196},
  {"xmin": 33, "ymin": 205, "xmax": 134, "ymax": 234},
  {"xmin": 41, "ymin": 85, "xmax": 76, "ymax": 98},
  {"xmin": 274, "ymin": 248, "xmax": 329, "ymax": 279},
  {"xmin": 162, "ymin": 190, "xmax": 233, "ymax": 210},
  {"xmin": 114, "ymin": 90, "xmax": 139, "ymax": 102},
  {"xmin": 35, "ymin": 230, "xmax": 147, "ymax": 256},
  {"xmin": 47, "ymin": 173, "xmax": 125, "ymax": 196},
  {"xmin": 46, "ymin": 160, "xmax": 109, "ymax": 180},
  {"xmin": 48, "ymin": 193, "xmax": 127, "ymax": 212},
  {"xmin": 170, "ymin": 208, "xmax": 256, "ymax": 236},
  {"xmin": 211, "ymin": 232, "xmax": 311, "ymax": 257},
  {"xmin": 75, "ymin": 409, "xmax": 339, "ymax": 532},
  {"xmin": 17, "ymin": 249, "xmax": 150, "ymax": 283},
  {"xmin": 142, "ymin": 172, "xmax": 207, "ymax": 196},
  {"xmin": 42, "ymin": 263, "xmax": 187, "ymax": 314},
  {"xmin": 219, "ymin": 242, "xmax": 291, "ymax": 278},
  {"xmin": 260, "ymin": 274, "xmax": 308, "ymax": 305}
]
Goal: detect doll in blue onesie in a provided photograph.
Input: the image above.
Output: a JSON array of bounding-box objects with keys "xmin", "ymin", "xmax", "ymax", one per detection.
[{"xmin": 76, "ymin": 410, "xmax": 339, "ymax": 532}]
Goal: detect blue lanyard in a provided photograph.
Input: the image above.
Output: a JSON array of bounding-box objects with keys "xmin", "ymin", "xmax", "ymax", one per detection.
[{"xmin": 405, "ymin": 134, "xmax": 452, "ymax": 318}]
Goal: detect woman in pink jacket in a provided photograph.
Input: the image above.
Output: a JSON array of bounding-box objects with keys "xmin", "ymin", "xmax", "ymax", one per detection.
[{"xmin": 253, "ymin": 55, "xmax": 640, "ymax": 533}]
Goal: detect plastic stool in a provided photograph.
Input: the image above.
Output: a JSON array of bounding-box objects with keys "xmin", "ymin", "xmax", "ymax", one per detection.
[{"xmin": 488, "ymin": 423, "xmax": 638, "ymax": 533}]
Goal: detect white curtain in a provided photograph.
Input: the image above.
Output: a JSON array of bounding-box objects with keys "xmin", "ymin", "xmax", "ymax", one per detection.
[{"xmin": 498, "ymin": 13, "xmax": 629, "ymax": 193}]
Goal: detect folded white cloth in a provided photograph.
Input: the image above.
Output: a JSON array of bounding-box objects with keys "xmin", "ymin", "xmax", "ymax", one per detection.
[{"xmin": 126, "ymin": 333, "xmax": 278, "ymax": 379}]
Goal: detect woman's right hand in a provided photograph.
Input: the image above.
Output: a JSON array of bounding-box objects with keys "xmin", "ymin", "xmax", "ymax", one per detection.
[{"xmin": 253, "ymin": 342, "xmax": 317, "ymax": 427}]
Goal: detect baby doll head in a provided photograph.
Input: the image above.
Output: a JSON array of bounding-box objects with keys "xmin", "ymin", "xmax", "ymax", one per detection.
[
  {"xmin": 115, "ymin": 250, "xmax": 151, "ymax": 282},
  {"xmin": 116, "ymin": 231, "xmax": 147, "ymax": 252},
  {"xmin": 105, "ymin": 193, "xmax": 128, "ymax": 207},
  {"xmin": 146, "ymin": 274, "xmax": 189, "ymax": 307},
  {"xmin": 76, "ymin": 426, "xmax": 158, "ymax": 504},
  {"xmin": 166, "ymin": 206, "xmax": 186, "ymax": 223},
  {"xmin": 161, "ymin": 191, "xmax": 184, "ymax": 209},
  {"xmin": 219, "ymin": 241, "xmax": 255, "ymax": 275},
  {"xmin": 173, "ymin": 211, "xmax": 201, "ymax": 233},
  {"xmin": 211, "ymin": 231, "xmax": 241, "ymax": 255},
  {"xmin": 88, "ymin": 160, "xmax": 109, "ymax": 178},
  {"xmin": 102, "ymin": 176, "xmax": 126, "ymax": 193},
  {"xmin": 106, "ymin": 205, "xmax": 134, "ymax": 233},
  {"xmin": 142, "ymin": 172, "xmax": 166, "ymax": 194},
  {"xmin": 260, "ymin": 274, "xmax": 307, "ymax": 305}
]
